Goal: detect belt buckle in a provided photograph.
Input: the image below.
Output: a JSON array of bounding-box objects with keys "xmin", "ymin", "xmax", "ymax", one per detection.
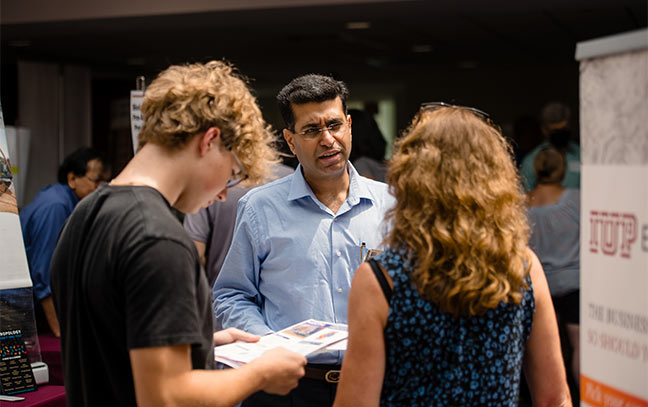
[{"xmin": 324, "ymin": 369, "xmax": 340, "ymax": 383}]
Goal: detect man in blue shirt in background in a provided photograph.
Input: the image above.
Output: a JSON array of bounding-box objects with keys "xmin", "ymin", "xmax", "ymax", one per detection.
[
  {"xmin": 20, "ymin": 147, "xmax": 106, "ymax": 337},
  {"xmin": 213, "ymin": 74, "xmax": 395, "ymax": 407}
]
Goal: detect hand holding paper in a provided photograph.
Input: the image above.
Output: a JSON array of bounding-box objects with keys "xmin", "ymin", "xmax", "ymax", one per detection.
[
  {"xmin": 248, "ymin": 347, "xmax": 306, "ymax": 395},
  {"xmin": 214, "ymin": 319, "xmax": 348, "ymax": 368}
]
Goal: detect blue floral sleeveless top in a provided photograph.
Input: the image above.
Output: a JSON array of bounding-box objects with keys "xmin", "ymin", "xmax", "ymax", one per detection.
[{"xmin": 374, "ymin": 248, "xmax": 535, "ymax": 407}]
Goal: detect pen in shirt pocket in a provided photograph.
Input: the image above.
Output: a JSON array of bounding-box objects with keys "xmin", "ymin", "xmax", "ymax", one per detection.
[{"xmin": 360, "ymin": 241, "xmax": 367, "ymax": 263}]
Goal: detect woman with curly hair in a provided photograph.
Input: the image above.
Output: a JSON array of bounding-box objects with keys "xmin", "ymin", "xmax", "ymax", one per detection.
[{"xmin": 334, "ymin": 103, "xmax": 571, "ymax": 407}]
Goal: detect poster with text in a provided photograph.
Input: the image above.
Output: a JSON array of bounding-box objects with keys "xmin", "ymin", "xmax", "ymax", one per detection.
[
  {"xmin": 130, "ymin": 90, "xmax": 145, "ymax": 154},
  {"xmin": 0, "ymin": 103, "xmax": 32, "ymax": 290},
  {"xmin": 581, "ymin": 164, "xmax": 648, "ymax": 407}
]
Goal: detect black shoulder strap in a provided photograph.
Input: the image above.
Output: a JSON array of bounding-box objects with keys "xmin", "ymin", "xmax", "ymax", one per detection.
[{"xmin": 367, "ymin": 258, "xmax": 392, "ymax": 303}]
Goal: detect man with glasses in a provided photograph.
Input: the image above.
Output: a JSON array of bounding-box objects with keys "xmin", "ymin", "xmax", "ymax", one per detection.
[
  {"xmin": 49, "ymin": 61, "xmax": 306, "ymax": 407},
  {"xmin": 214, "ymin": 74, "xmax": 395, "ymax": 407},
  {"xmin": 20, "ymin": 146, "xmax": 106, "ymax": 338}
]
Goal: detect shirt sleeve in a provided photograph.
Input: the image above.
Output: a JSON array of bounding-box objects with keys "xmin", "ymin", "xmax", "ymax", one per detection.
[
  {"xmin": 183, "ymin": 207, "xmax": 211, "ymax": 243},
  {"xmin": 520, "ymin": 152, "xmax": 537, "ymax": 192},
  {"xmin": 28, "ymin": 203, "xmax": 70, "ymax": 301},
  {"xmin": 212, "ymin": 198, "xmax": 273, "ymax": 335}
]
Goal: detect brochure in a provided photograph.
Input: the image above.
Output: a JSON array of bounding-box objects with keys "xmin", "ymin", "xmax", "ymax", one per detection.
[{"xmin": 214, "ymin": 319, "xmax": 348, "ymax": 368}]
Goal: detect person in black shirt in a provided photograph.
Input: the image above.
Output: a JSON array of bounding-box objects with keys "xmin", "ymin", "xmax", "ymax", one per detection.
[{"xmin": 50, "ymin": 61, "xmax": 305, "ymax": 407}]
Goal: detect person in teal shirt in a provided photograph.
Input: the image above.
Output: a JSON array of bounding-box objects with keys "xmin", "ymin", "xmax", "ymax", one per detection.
[{"xmin": 520, "ymin": 102, "xmax": 581, "ymax": 192}]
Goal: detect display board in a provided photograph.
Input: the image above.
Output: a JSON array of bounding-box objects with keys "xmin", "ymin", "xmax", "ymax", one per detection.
[
  {"xmin": 580, "ymin": 166, "xmax": 648, "ymax": 406},
  {"xmin": 0, "ymin": 102, "xmax": 44, "ymax": 370},
  {"xmin": 577, "ymin": 29, "xmax": 648, "ymax": 407},
  {"xmin": 130, "ymin": 90, "xmax": 144, "ymax": 154},
  {"xmin": 0, "ymin": 104, "xmax": 32, "ymax": 290}
]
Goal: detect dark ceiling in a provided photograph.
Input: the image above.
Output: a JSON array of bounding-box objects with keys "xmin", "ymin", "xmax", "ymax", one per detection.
[
  {"xmin": 1, "ymin": 0, "xmax": 646, "ymax": 143},
  {"xmin": 1, "ymin": 0, "xmax": 646, "ymax": 178},
  {"xmin": 2, "ymin": 0, "xmax": 646, "ymax": 84}
]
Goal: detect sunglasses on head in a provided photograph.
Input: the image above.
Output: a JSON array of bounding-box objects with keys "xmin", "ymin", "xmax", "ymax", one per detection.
[{"xmin": 420, "ymin": 102, "xmax": 491, "ymax": 122}]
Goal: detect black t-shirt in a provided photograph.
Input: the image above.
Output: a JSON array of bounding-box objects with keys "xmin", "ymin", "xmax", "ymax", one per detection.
[{"xmin": 50, "ymin": 185, "xmax": 214, "ymax": 407}]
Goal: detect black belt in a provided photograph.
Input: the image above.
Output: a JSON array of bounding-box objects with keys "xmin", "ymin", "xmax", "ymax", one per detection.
[{"xmin": 304, "ymin": 364, "xmax": 341, "ymax": 383}]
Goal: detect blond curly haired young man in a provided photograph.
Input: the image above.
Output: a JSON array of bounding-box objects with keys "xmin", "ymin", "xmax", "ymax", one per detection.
[{"xmin": 51, "ymin": 61, "xmax": 305, "ymax": 407}]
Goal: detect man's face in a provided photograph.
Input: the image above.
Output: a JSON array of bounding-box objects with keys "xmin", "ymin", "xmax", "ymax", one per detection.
[
  {"xmin": 69, "ymin": 158, "xmax": 105, "ymax": 200},
  {"xmin": 283, "ymin": 97, "xmax": 351, "ymax": 185},
  {"xmin": 195, "ymin": 146, "xmax": 239, "ymax": 211}
]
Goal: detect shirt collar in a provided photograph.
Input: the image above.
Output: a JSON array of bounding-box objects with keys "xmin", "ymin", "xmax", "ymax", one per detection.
[
  {"xmin": 287, "ymin": 162, "xmax": 375, "ymax": 206},
  {"xmin": 61, "ymin": 183, "xmax": 80, "ymax": 206}
]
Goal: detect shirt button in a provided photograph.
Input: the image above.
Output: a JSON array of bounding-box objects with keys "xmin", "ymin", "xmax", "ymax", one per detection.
[
  {"xmin": 336, "ymin": 250, "xmax": 341, "ymax": 257},
  {"xmin": 337, "ymin": 288, "xmax": 343, "ymax": 293}
]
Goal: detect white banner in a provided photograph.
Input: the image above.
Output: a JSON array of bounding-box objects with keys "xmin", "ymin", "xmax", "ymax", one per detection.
[
  {"xmin": 5, "ymin": 126, "xmax": 31, "ymax": 208},
  {"xmin": 0, "ymin": 104, "xmax": 32, "ymax": 289},
  {"xmin": 130, "ymin": 90, "xmax": 145, "ymax": 154},
  {"xmin": 581, "ymin": 164, "xmax": 648, "ymax": 406}
]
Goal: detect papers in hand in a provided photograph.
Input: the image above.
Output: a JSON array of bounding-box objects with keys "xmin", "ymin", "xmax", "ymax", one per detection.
[{"xmin": 214, "ymin": 319, "xmax": 348, "ymax": 368}]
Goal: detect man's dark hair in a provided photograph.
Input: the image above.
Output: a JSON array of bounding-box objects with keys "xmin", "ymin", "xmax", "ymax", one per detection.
[
  {"xmin": 276, "ymin": 74, "xmax": 349, "ymax": 130},
  {"xmin": 541, "ymin": 102, "xmax": 570, "ymax": 126},
  {"xmin": 57, "ymin": 147, "xmax": 105, "ymax": 184},
  {"xmin": 348, "ymin": 109, "xmax": 386, "ymax": 162}
]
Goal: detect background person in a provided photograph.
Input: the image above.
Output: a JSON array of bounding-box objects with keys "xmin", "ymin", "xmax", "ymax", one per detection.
[
  {"xmin": 50, "ymin": 61, "xmax": 305, "ymax": 407},
  {"xmin": 334, "ymin": 103, "xmax": 572, "ymax": 407},
  {"xmin": 184, "ymin": 163, "xmax": 293, "ymax": 287},
  {"xmin": 20, "ymin": 146, "xmax": 106, "ymax": 338},
  {"xmin": 520, "ymin": 101, "xmax": 581, "ymax": 192},
  {"xmin": 348, "ymin": 108, "xmax": 387, "ymax": 182},
  {"xmin": 527, "ymin": 146, "xmax": 581, "ymax": 397},
  {"xmin": 213, "ymin": 74, "xmax": 395, "ymax": 407}
]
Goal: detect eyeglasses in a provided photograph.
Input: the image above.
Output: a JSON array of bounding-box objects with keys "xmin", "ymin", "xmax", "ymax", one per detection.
[
  {"xmin": 0, "ymin": 146, "xmax": 13, "ymax": 196},
  {"xmin": 420, "ymin": 102, "xmax": 491, "ymax": 122},
  {"xmin": 226, "ymin": 151, "xmax": 248, "ymax": 188},
  {"xmin": 84, "ymin": 175, "xmax": 105, "ymax": 186},
  {"xmin": 293, "ymin": 120, "xmax": 349, "ymax": 140}
]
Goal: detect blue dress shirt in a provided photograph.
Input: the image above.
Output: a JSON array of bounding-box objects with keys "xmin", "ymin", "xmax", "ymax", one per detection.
[
  {"xmin": 213, "ymin": 163, "xmax": 395, "ymax": 364},
  {"xmin": 20, "ymin": 183, "xmax": 78, "ymax": 300}
]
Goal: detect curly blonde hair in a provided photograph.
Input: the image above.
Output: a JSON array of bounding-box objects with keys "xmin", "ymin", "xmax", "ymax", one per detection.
[
  {"xmin": 385, "ymin": 107, "xmax": 531, "ymax": 317},
  {"xmin": 138, "ymin": 60, "xmax": 279, "ymax": 184}
]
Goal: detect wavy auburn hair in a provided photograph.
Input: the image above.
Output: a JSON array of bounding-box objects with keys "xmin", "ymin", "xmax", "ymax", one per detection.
[
  {"xmin": 138, "ymin": 60, "xmax": 279, "ymax": 184},
  {"xmin": 385, "ymin": 107, "xmax": 530, "ymax": 317}
]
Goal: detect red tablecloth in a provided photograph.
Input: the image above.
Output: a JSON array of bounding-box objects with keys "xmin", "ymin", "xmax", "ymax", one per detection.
[
  {"xmin": 0, "ymin": 385, "xmax": 65, "ymax": 407},
  {"xmin": 37, "ymin": 334, "xmax": 63, "ymax": 386}
]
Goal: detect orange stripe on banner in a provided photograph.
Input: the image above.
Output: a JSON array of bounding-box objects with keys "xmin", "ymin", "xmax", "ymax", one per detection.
[{"xmin": 581, "ymin": 375, "xmax": 648, "ymax": 407}]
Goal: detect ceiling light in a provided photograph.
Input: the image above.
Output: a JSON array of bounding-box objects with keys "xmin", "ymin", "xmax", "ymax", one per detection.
[
  {"xmin": 127, "ymin": 57, "xmax": 146, "ymax": 66},
  {"xmin": 459, "ymin": 60, "xmax": 477, "ymax": 69},
  {"xmin": 346, "ymin": 21, "xmax": 371, "ymax": 30},
  {"xmin": 411, "ymin": 44, "xmax": 433, "ymax": 53},
  {"xmin": 365, "ymin": 58, "xmax": 385, "ymax": 68},
  {"xmin": 8, "ymin": 40, "xmax": 31, "ymax": 47}
]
